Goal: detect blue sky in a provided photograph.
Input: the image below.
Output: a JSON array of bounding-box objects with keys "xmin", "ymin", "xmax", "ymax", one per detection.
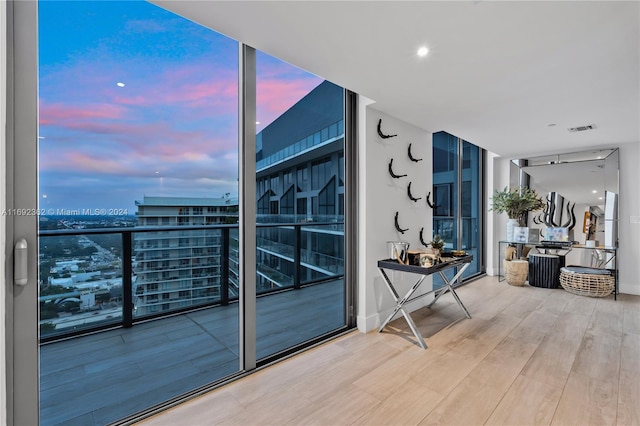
[{"xmin": 38, "ymin": 1, "xmax": 322, "ymax": 213}]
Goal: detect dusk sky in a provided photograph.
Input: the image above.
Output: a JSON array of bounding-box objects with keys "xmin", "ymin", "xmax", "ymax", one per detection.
[{"xmin": 38, "ymin": 1, "xmax": 322, "ymax": 213}]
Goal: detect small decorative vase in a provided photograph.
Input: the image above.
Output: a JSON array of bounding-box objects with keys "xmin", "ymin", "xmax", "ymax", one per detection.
[{"xmin": 506, "ymin": 218, "xmax": 519, "ymax": 242}]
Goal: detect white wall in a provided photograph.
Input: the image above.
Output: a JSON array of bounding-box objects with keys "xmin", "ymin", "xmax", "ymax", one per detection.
[
  {"xmin": 357, "ymin": 104, "xmax": 432, "ymax": 332},
  {"xmin": 486, "ymin": 156, "xmax": 511, "ymax": 275}
]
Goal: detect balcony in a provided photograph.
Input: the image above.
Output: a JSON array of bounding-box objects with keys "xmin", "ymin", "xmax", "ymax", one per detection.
[
  {"xmin": 40, "ymin": 278, "xmax": 344, "ymax": 426},
  {"xmin": 38, "ymin": 221, "xmax": 346, "ymax": 425}
]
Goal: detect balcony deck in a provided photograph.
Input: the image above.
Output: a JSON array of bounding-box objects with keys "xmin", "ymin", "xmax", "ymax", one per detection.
[{"xmin": 40, "ymin": 279, "xmax": 345, "ymax": 426}]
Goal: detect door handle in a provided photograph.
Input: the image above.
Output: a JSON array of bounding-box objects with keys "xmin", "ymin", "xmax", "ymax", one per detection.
[{"xmin": 14, "ymin": 238, "xmax": 28, "ymax": 286}]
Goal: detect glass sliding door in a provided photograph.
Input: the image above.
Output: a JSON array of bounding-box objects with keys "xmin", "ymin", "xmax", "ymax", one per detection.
[
  {"xmin": 255, "ymin": 52, "xmax": 347, "ymax": 361},
  {"xmin": 11, "ymin": 2, "xmax": 354, "ymax": 423},
  {"xmin": 37, "ymin": 2, "xmax": 240, "ymax": 423},
  {"xmin": 433, "ymin": 131, "xmax": 484, "ymax": 285}
]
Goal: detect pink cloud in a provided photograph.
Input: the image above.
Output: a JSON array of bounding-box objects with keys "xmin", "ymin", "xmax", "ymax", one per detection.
[
  {"xmin": 111, "ymin": 64, "xmax": 238, "ymax": 111},
  {"xmin": 256, "ymin": 78, "xmax": 322, "ymax": 127},
  {"xmin": 39, "ymin": 102, "xmax": 128, "ymax": 125}
]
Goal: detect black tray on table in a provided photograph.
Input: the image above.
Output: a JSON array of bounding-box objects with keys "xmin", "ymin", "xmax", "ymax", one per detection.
[{"xmin": 378, "ymin": 254, "xmax": 473, "ymax": 275}]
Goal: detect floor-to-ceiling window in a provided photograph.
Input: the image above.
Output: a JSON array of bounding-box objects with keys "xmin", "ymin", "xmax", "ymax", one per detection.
[
  {"xmin": 433, "ymin": 131, "xmax": 484, "ymax": 284},
  {"xmin": 13, "ymin": 2, "xmax": 354, "ymax": 424},
  {"xmin": 255, "ymin": 53, "xmax": 347, "ymax": 362},
  {"xmin": 37, "ymin": 2, "xmax": 241, "ymax": 424}
]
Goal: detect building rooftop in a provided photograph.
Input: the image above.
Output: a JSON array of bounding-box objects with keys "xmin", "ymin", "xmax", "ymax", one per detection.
[{"xmin": 135, "ymin": 195, "xmax": 239, "ymax": 207}]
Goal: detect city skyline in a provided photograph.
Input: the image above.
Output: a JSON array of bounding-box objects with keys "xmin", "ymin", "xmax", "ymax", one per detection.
[{"xmin": 38, "ymin": 0, "xmax": 322, "ymax": 213}]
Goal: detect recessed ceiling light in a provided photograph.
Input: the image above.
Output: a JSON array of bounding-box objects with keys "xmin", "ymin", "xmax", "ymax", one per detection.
[
  {"xmin": 417, "ymin": 46, "xmax": 429, "ymax": 57},
  {"xmin": 599, "ymin": 197, "xmax": 603, "ymax": 200},
  {"xmin": 256, "ymin": 121, "xmax": 260, "ymax": 125},
  {"xmin": 592, "ymin": 190, "xmax": 597, "ymax": 193},
  {"xmin": 116, "ymin": 82, "xmax": 125, "ymax": 87}
]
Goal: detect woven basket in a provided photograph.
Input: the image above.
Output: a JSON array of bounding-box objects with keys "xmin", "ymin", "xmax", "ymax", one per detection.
[
  {"xmin": 559, "ymin": 267, "xmax": 614, "ymax": 297},
  {"xmin": 503, "ymin": 259, "xmax": 529, "ymax": 286}
]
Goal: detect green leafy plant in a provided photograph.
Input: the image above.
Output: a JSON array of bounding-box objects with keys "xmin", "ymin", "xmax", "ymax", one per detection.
[
  {"xmin": 430, "ymin": 234, "xmax": 445, "ymax": 251},
  {"xmin": 490, "ymin": 186, "xmax": 545, "ymax": 226}
]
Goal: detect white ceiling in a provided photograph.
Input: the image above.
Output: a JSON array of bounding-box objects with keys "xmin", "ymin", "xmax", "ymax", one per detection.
[{"xmin": 153, "ymin": 1, "xmax": 640, "ymax": 158}]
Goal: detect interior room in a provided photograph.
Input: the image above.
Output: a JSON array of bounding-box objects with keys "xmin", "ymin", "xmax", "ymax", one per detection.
[{"xmin": 2, "ymin": 1, "xmax": 639, "ymax": 425}]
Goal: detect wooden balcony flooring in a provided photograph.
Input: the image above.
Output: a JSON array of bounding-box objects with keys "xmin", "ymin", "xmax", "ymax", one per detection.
[{"xmin": 39, "ymin": 279, "xmax": 345, "ymax": 426}]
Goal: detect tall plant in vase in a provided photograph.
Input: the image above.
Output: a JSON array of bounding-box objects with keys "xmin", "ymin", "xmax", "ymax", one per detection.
[
  {"xmin": 490, "ymin": 186, "xmax": 544, "ymax": 286},
  {"xmin": 490, "ymin": 186, "xmax": 545, "ymax": 242}
]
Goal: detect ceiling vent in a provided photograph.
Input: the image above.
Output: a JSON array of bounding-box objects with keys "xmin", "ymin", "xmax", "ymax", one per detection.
[{"xmin": 568, "ymin": 124, "xmax": 596, "ymax": 132}]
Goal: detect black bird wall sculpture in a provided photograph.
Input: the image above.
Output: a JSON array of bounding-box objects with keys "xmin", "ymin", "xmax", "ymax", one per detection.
[
  {"xmin": 419, "ymin": 228, "xmax": 429, "ymax": 247},
  {"xmin": 388, "ymin": 159, "xmax": 407, "ymax": 179},
  {"xmin": 407, "ymin": 143, "xmax": 423, "ymax": 162},
  {"xmin": 407, "ymin": 182, "xmax": 422, "ymax": 202},
  {"xmin": 394, "ymin": 211, "xmax": 409, "ymax": 234},
  {"xmin": 426, "ymin": 192, "xmax": 439, "ymax": 210},
  {"xmin": 377, "ymin": 118, "xmax": 397, "ymax": 139}
]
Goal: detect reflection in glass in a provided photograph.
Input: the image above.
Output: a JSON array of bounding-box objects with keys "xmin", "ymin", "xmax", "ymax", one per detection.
[
  {"xmin": 511, "ymin": 148, "xmax": 619, "ymax": 248},
  {"xmin": 255, "ymin": 53, "xmax": 346, "ymax": 361}
]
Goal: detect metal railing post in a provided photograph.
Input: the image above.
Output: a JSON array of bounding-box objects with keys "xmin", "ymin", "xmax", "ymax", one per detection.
[
  {"xmin": 122, "ymin": 230, "xmax": 133, "ymax": 328},
  {"xmin": 294, "ymin": 224, "xmax": 301, "ymax": 289},
  {"xmin": 221, "ymin": 228, "xmax": 230, "ymax": 305}
]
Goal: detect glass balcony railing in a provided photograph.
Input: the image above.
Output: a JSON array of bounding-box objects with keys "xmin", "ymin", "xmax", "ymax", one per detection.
[{"xmin": 38, "ymin": 220, "xmax": 345, "ymax": 342}]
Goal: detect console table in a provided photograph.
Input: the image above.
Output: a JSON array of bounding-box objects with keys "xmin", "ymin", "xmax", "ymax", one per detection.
[{"xmin": 377, "ymin": 255, "xmax": 473, "ymax": 349}]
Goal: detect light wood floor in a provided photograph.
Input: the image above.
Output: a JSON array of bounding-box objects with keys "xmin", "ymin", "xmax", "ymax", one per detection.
[{"xmin": 139, "ymin": 275, "xmax": 640, "ymax": 426}]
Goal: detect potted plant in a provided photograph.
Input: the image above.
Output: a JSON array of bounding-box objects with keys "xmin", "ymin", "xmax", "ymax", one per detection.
[
  {"xmin": 490, "ymin": 186, "xmax": 545, "ymax": 242},
  {"xmin": 430, "ymin": 234, "xmax": 445, "ymax": 258},
  {"xmin": 490, "ymin": 186, "xmax": 545, "ymax": 226},
  {"xmin": 490, "ymin": 186, "xmax": 544, "ymax": 286}
]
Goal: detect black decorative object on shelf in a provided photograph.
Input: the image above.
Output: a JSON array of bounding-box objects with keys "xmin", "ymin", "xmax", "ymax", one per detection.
[
  {"xmin": 407, "ymin": 182, "xmax": 422, "ymax": 202},
  {"xmin": 419, "ymin": 227, "xmax": 429, "ymax": 247},
  {"xmin": 533, "ymin": 193, "xmax": 577, "ymax": 230},
  {"xmin": 377, "ymin": 118, "xmax": 397, "ymax": 139},
  {"xmin": 426, "ymin": 192, "xmax": 439, "ymax": 209},
  {"xmin": 388, "ymin": 159, "xmax": 407, "ymax": 179},
  {"xmin": 407, "ymin": 143, "xmax": 423, "ymax": 162},
  {"xmin": 394, "ymin": 212, "xmax": 408, "ymax": 234}
]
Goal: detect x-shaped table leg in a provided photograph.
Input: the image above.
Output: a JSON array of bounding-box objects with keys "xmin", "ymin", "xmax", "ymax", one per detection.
[
  {"xmin": 377, "ymin": 262, "xmax": 472, "ymax": 349},
  {"xmin": 426, "ymin": 263, "xmax": 472, "ymax": 319},
  {"xmin": 377, "ymin": 268, "xmax": 429, "ymax": 349}
]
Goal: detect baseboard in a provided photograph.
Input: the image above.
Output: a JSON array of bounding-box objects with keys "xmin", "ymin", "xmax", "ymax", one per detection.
[
  {"xmin": 618, "ymin": 281, "xmax": 640, "ymax": 296},
  {"xmin": 356, "ymin": 313, "xmax": 380, "ymax": 333},
  {"xmin": 357, "ymin": 297, "xmax": 432, "ymax": 333}
]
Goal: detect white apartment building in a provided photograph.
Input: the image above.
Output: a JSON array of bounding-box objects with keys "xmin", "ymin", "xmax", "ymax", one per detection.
[{"xmin": 133, "ymin": 196, "xmax": 239, "ymax": 316}]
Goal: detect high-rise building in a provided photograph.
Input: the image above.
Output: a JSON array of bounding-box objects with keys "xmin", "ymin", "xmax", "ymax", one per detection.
[
  {"xmin": 133, "ymin": 195, "xmax": 239, "ymax": 316},
  {"xmin": 133, "ymin": 80, "xmax": 345, "ymax": 314}
]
